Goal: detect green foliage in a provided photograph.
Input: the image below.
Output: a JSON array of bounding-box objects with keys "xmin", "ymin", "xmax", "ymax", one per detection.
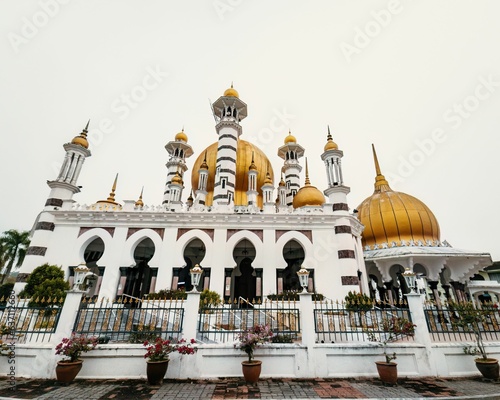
[
  {"xmin": 0, "ymin": 283, "xmax": 14, "ymax": 305},
  {"xmin": 128, "ymin": 326, "xmax": 160, "ymax": 344},
  {"xmin": 146, "ymin": 289, "xmax": 187, "ymax": 300},
  {"xmin": 0, "ymin": 229, "xmax": 30, "ymax": 284},
  {"xmin": 200, "ymin": 289, "xmax": 222, "ymax": 309},
  {"xmin": 367, "ymin": 317, "xmax": 416, "ymax": 363},
  {"xmin": 344, "ymin": 291, "xmax": 373, "ymax": 311},
  {"xmin": 271, "ymin": 334, "xmax": 294, "ymax": 343},
  {"xmin": 19, "ymin": 264, "xmax": 69, "ymax": 306},
  {"xmin": 267, "ymin": 290, "xmax": 324, "ymax": 301}
]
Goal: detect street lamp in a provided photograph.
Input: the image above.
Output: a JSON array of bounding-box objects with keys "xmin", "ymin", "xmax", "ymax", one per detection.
[
  {"xmin": 403, "ymin": 267, "xmax": 416, "ymax": 294},
  {"xmin": 73, "ymin": 263, "xmax": 90, "ymax": 291},
  {"xmin": 190, "ymin": 264, "xmax": 203, "ymax": 293},
  {"xmin": 297, "ymin": 267, "xmax": 310, "ymax": 293}
]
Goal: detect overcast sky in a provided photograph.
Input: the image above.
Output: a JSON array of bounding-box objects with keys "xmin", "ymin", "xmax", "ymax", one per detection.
[{"xmin": 1, "ymin": 1, "xmax": 499, "ymax": 261}]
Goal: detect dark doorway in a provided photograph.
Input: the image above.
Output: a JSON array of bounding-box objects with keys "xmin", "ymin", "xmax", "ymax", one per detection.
[{"xmin": 234, "ymin": 257, "xmax": 256, "ymax": 303}]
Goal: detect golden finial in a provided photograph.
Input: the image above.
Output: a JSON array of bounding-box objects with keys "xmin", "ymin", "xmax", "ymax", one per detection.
[
  {"xmin": 249, "ymin": 151, "xmax": 257, "ymax": 171},
  {"xmin": 135, "ymin": 187, "xmax": 144, "ymax": 207},
  {"xmin": 107, "ymin": 173, "xmax": 118, "ymax": 202},
  {"xmin": 200, "ymin": 151, "xmax": 209, "ymax": 170},
  {"xmin": 305, "ymin": 158, "xmax": 311, "ymax": 185},
  {"xmin": 371, "ymin": 144, "xmax": 390, "ymax": 192},
  {"xmin": 324, "ymin": 125, "xmax": 338, "ymax": 151}
]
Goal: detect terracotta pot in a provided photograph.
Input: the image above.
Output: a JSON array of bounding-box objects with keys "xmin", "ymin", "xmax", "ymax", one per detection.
[
  {"xmin": 241, "ymin": 360, "xmax": 262, "ymax": 383},
  {"xmin": 56, "ymin": 360, "xmax": 83, "ymax": 383},
  {"xmin": 375, "ymin": 361, "xmax": 397, "ymax": 385},
  {"xmin": 146, "ymin": 360, "xmax": 169, "ymax": 385},
  {"xmin": 475, "ymin": 358, "xmax": 499, "ymax": 380}
]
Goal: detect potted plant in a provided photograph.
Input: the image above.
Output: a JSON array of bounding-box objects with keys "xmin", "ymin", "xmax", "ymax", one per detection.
[
  {"xmin": 449, "ymin": 300, "xmax": 499, "ymax": 380},
  {"xmin": 143, "ymin": 337, "xmax": 196, "ymax": 385},
  {"xmin": 54, "ymin": 333, "xmax": 98, "ymax": 383},
  {"xmin": 367, "ymin": 316, "xmax": 416, "ymax": 385},
  {"xmin": 234, "ymin": 323, "xmax": 273, "ymax": 383}
]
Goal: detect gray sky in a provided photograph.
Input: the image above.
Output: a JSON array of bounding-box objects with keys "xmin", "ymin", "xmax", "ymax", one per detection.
[{"xmin": 1, "ymin": 1, "xmax": 499, "ymax": 260}]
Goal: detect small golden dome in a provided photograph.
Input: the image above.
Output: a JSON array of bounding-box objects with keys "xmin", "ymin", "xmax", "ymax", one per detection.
[
  {"xmin": 200, "ymin": 151, "xmax": 209, "ymax": 170},
  {"xmin": 264, "ymin": 171, "xmax": 273, "ymax": 185},
  {"xmin": 323, "ymin": 126, "xmax": 338, "ymax": 151},
  {"xmin": 292, "ymin": 159, "xmax": 324, "ymax": 208},
  {"xmin": 224, "ymin": 83, "xmax": 239, "ymax": 98},
  {"xmin": 135, "ymin": 188, "xmax": 144, "ymax": 207},
  {"xmin": 279, "ymin": 176, "xmax": 286, "ymax": 187},
  {"xmin": 249, "ymin": 152, "xmax": 257, "ymax": 171},
  {"xmin": 357, "ymin": 145, "xmax": 440, "ymax": 247},
  {"xmin": 175, "ymin": 129, "xmax": 188, "ymax": 142},
  {"xmin": 171, "ymin": 172, "xmax": 182, "ymax": 184},
  {"xmin": 71, "ymin": 121, "xmax": 90, "ymax": 149},
  {"xmin": 284, "ymin": 131, "xmax": 296, "ymax": 144}
]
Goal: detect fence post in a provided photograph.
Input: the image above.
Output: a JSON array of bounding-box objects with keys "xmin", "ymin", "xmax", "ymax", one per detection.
[
  {"xmin": 52, "ymin": 290, "xmax": 84, "ymax": 344},
  {"xmin": 406, "ymin": 292, "xmax": 437, "ymax": 375},
  {"xmin": 183, "ymin": 292, "xmax": 200, "ymax": 340},
  {"xmin": 299, "ymin": 292, "xmax": 315, "ymax": 348}
]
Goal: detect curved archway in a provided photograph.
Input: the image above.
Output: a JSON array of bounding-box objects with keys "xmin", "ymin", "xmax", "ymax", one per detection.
[
  {"xmin": 279, "ymin": 240, "xmax": 306, "ymax": 292},
  {"xmin": 177, "ymin": 238, "xmax": 206, "ymax": 291},
  {"xmin": 122, "ymin": 238, "xmax": 156, "ymax": 300},
  {"xmin": 230, "ymin": 239, "xmax": 257, "ymax": 304}
]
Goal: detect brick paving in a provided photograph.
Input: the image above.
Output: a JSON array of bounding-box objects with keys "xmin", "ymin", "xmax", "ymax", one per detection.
[{"xmin": 0, "ymin": 377, "xmax": 498, "ymax": 399}]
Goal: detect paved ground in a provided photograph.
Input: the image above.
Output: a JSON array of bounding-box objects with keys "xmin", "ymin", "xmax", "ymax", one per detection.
[{"xmin": 0, "ymin": 376, "xmax": 498, "ymax": 400}]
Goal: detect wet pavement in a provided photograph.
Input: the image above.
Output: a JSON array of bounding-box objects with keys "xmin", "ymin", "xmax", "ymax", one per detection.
[{"xmin": 0, "ymin": 376, "xmax": 499, "ymax": 399}]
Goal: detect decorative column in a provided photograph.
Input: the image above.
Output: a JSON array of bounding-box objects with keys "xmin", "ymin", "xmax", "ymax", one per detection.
[{"xmin": 277, "ymin": 131, "xmax": 304, "ymax": 206}]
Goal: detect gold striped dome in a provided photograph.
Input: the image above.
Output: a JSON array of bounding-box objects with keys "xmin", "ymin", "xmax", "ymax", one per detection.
[
  {"xmin": 284, "ymin": 131, "xmax": 296, "ymax": 144},
  {"xmin": 224, "ymin": 84, "xmax": 239, "ymax": 98},
  {"xmin": 71, "ymin": 123, "xmax": 89, "ymax": 149},
  {"xmin": 175, "ymin": 129, "xmax": 188, "ymax": 142},
  {"xmin": 357, "ymin": 145, "xmax": 440, "ymax": 248},
  {"xmin": 191, "ymin": 140, "xmax": 274, "ymax": 208}
]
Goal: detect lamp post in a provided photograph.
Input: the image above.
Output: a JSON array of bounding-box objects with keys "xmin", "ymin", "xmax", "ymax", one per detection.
[
  {"xmin": 403, "ymin": 267, "xmax": 416, "ymax": 294},
  {"xmin": 297, "ymin": 267, "xmax": 310, "ymax": 293},
  {"xmin": 190, "ymin": 264, "xmax": 203, "ymax": 293},
  {"xmin": 73, "ymin": 263, "xmax": 90, "ymax": 291}
]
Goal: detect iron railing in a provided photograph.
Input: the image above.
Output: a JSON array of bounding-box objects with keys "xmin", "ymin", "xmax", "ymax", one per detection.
[
  {"xmin": 73, "ymin": 297, "xmax": 184, "ymax": 342},
  {"xmin": 424, "ymin": 302, "xmax": 500, "ymax": 342},
  {"xmin": 0, "ymin": 298, "xmax": 62, "ymax": 343},
  {"xmin": 313, "ymin": 299, "xmax": 413, "ymax": 343},
  {"xmin": 197, "ymin": 298, "xmax": 300, "ymax": 344}
]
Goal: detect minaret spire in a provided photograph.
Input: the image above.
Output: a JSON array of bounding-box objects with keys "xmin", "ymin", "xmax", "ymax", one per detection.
[
  {"xmin": 107, "ymin": 173, "xmax": 118, "ymax": 202},
  {"xmin": 305, "ymin": 158, "xmax": 311, "ymax": 185},
  {"xmin": 371, "ymin": 144, "xmax": 390, "ymax": 192}
]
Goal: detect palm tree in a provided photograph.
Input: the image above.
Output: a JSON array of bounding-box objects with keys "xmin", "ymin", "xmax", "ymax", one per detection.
[{"xmin": 0, "ymin": 230, "xmax": 30, "ymax": 284}]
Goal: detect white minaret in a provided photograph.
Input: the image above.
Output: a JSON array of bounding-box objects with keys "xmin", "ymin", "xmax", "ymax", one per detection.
[
  {"xmin": 211, "ymin": 85, "xmax": 247, "ymax": 206},
  {"xmin": 261, "ymin": 170, "xmax": 275, "ymax": 213},
  {"xmin": 246, "ymin": 152, "xmax": 258, "ymax": 206},
  {"xmin": 321, "ymin": 126, "xmax": 350, "ymax": 215},
  {"xmin": 277, "ymin": 131, "xmax": 304, "ymax": 206},
  {"xmin": 277, "ymin": 174, "xmax": 287, "ymax": 211},
  {"xmin": 15, "ymin": 122, "xmax": 92, "ymax": 293},
  {"xmin": 163, "ymin": 129, "xmax": 193, "ymax": 206},
  {"xmin": 194, "ymin": 152, "xmax": 209, "ymax": 208}
]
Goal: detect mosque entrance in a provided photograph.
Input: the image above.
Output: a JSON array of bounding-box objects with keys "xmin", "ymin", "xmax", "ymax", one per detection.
[
  {"xmin": 277, "ymin": 240, "xmax": 306, "ymax": 293},
  {"xmin": 225, "ymin": 239, "xmax": 261, "ymax": 305},
  {"xmin": 122, "ymin": 238, "xmax": 156, "ymax": 302}
]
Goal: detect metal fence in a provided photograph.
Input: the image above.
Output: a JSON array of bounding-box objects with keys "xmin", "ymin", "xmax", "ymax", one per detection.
[
  {"xmin": 0, "ymin": 298, "xmax": 62, "ymax": 343},
  {"xmin": 424, "ymin": 302, "xmax": 500, "ymax": 342},
  {"xmin": 197, "ymin": 298, "xmax": 300, "ymax": 344},
  {"xmin": 73, "ymin": 297, "xmax": 184, "ymax": 343},
  {"xmin": 313, "ymin": 299, "xmax": 414, "ymax": 343}
]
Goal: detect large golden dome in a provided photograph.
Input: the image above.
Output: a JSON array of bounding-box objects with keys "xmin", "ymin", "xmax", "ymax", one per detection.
[
  {"xmin": 357, "ymin": 145, "xmax": 440, "ymax": 248},
  {"xmin": 191, "ymin": 140, "xmax": 273, "ymax": 208}
]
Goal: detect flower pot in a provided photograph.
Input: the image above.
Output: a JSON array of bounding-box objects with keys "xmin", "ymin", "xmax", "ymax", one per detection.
[
  {"xmin": 56, "ymin": 360, "xmax": 83, "ymax": 383},
  {"xmin": 146, "ymin": 360, "xmax": 169, "ymax": 385},
  {"xmin": 475, "ymin": 358, "xmax": 499, "ymax": 380},
  {"xmin": 241, "ymin": 360, "xmax": 262, "ymax": 383},
  {"xmin": 375, "ymin": 361, "xmax": 397, "ymax": 385}
]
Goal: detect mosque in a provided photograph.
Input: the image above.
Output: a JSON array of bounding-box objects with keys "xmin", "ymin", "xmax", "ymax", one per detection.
[{"xmin": 15, "ymin": 85, "xmax": 495, "ymax": 304}]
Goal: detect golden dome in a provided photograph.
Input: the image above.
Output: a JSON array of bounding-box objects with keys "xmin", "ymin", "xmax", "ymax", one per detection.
[
  {"xmin": 284, "ymin": 131, "xmax": 296, "ymax": 144},
  {"xmin": 191, "ymin": 140, "xmax": 274, "ymax": 208},
  {"xmin": 357, "ymin": 145, "xmax": 440, "ymax": 248},
  {"xmin": 93, "ymin": 174, "xmax": 122, "ymax": 210},
  {"xmin": 323, "ymin": 126, "xmax": 338, "ymax": 151},
  {"xmin": 264, "ymin": 171, "xmax": 273, "ymax": 185},
  {"xmin": 279, "ymin": 175, "xmax": 285, "ymax": 187},
  {"xmin": 292, "ymin": 159, "xmax": 325, "ymax": 208},
  {"xmin": 171, "ymin": 172, "xmax": 182, "ymax": 184},
  {"xmin": 135, "ymin": 187, "xmax": 144, "ymax": 207},
  {"xmin": 71, "ymin": 121, "xmax": 89, "ymax": 149},
  {"xmin": 175, "ymin": 129, "xmax": 188, "ymax": 142},
  {"xmin": 223, "ymin": 83, "xmax": 239, "ymax": 98},
  {"xmin": 249, "ymin": 152, "xmax": 257, "ymax": 171}
]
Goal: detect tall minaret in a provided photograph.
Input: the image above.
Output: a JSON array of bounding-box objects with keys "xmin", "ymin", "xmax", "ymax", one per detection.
[
  {"xmin": 15, "ymin": 122, "xmax": 92, "ymax": 293},
  {"xmin": 277, "ymin": 174, "xmax": 287, "ymax": 211},
  {"xmin": 163, "ymin": 129, "xmax": 193, "ymax": 206},
  {"xmin": 321, "ymin": 126, "xmax": 350, "ymax": 215},
  {"xmin": 277, "ymin": 131, "xmax": 304, "ymax": 206},
  {"xmin": 211, "ymin": 84, "xmax": 247, "ymax": 206},
  {"xmin": 261, "ymin": 170, "xmax": 275, "ymax": 213}
]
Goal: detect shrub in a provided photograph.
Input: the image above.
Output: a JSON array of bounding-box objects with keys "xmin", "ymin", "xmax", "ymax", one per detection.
[
  {"xmin": 200, "ymin": 289, "xmax": 222, "ymax": 309},
  {"xmin": 146, "ymin": 289, "xmax": 187, "ymax": 300},
  {"xmin": 19, "ymin": 264, "xmax": 69, "ymax": 306},
  {"xmin": 267, "ymin": 290, "xmax": 324, "ymax": 301},
  {"xmin": 344, "ymin": 291, "xmax": 373, "ymax": 311}
]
